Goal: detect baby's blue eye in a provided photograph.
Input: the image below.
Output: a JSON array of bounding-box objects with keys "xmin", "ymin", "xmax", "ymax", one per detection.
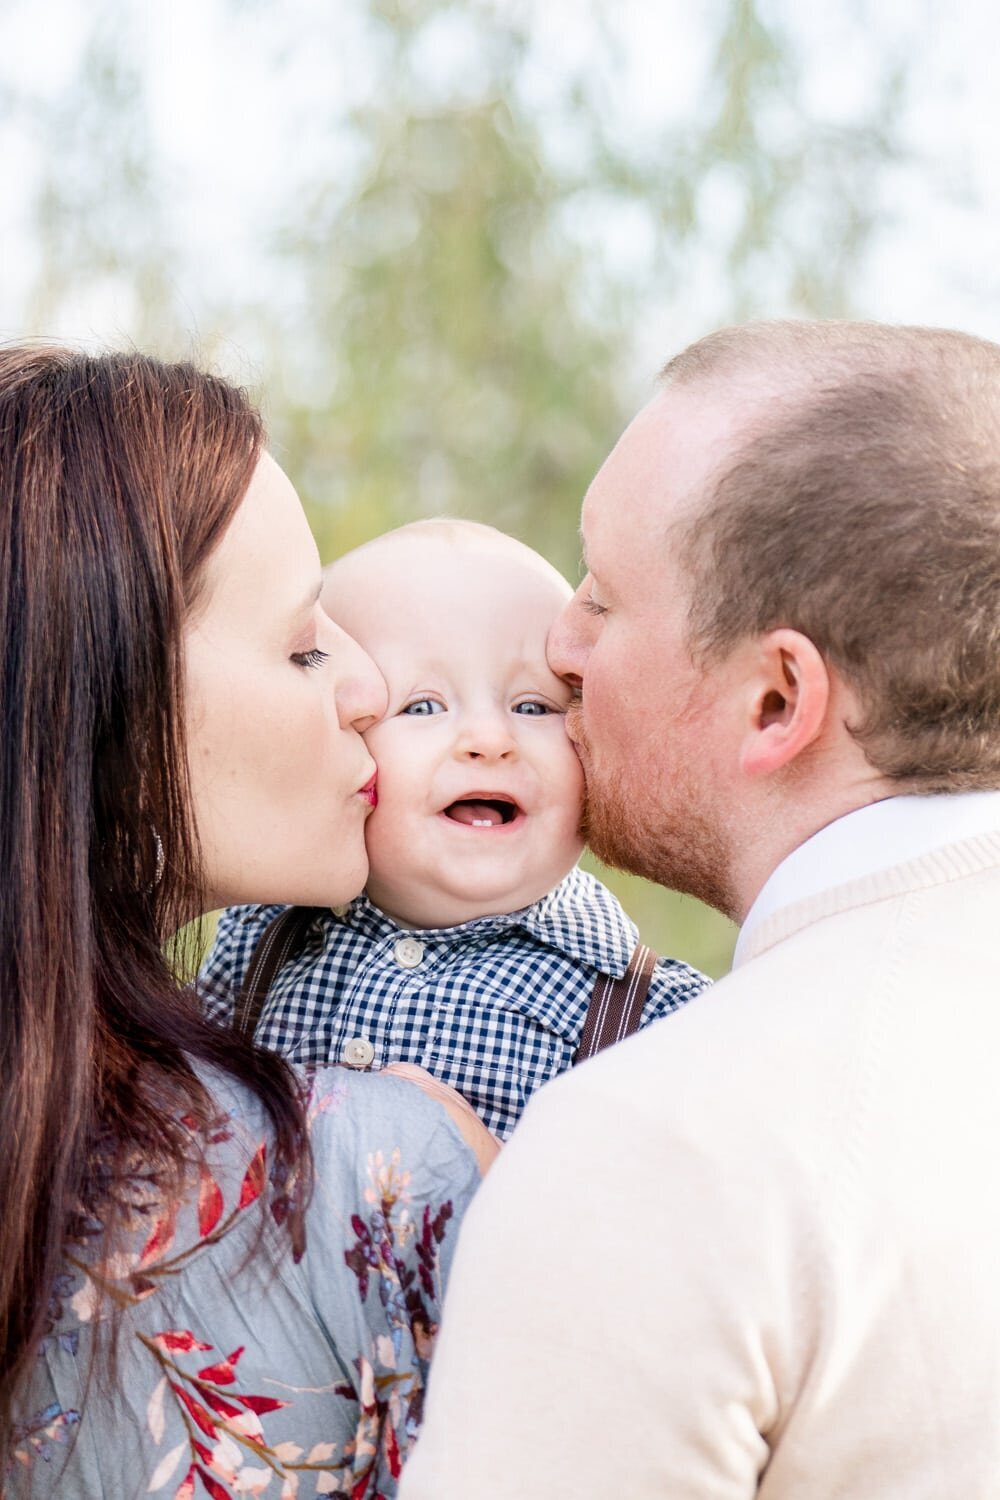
[
  {"xmin": 513, "ymin": 701, "xmax": 550, "ymax": 716},
  {"xmin": 403, "ymin": 698, "xmax": 445, "ymax": 716}
]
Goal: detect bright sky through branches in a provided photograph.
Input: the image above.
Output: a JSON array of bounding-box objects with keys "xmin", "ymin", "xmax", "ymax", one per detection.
[{"xmin": 1, "ymin": 0, "xmax": 998, "ymax": 349}]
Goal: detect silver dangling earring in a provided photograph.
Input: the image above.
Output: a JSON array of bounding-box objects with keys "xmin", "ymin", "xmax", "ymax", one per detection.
[{"xmin": 150, "ymin": 827, "xmax": 165, "ymax": 891}]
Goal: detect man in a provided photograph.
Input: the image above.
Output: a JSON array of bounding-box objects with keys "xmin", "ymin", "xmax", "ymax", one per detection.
[{"xmin": 399, "ymin": 321, "xmax": 1000, "ymax": 1498}]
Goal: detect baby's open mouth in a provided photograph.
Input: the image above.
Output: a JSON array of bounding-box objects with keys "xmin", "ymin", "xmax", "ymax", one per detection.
[{"xmin": 443, "ymin": 797, "xmax": 520, "ymax": 828}]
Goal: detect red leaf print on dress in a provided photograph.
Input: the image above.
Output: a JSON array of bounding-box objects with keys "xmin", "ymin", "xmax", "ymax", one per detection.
[
  {"xmin": 238, "ymin": 1143, "xmax": 267, "ymax": 1209},
  {"xmin": 171, "ymin": 1384, "xmax": 219, "ymax": 1440},
  {"xmin": 197, "ymin": 1165, "xmax": 224, "ymax": 1237},
  {"xmin": 385, "ymin": 1420, "xmax": 402, "ymax": 1479},
  {"xmin": 154, "ymin": 1331, "xmax": 213, "ymax": 1354},
  {"xmin": 173, "ymin": 1465, "xmax": 196, "ymax": 1500},
  {"xmin": 195, "ymin": 1467, "xmax": 230, "ymax": 1500},
  {"xmin": 238, "ymin": 1395, "xmax": 288, "ymax": 1416},
  {"xmin": 200, "ymin": 1389, "xmax": 243, "ymax": 1422},
  {"xmin": 196, "ymin": 1346, "xmax": 244, "ymax": 1385},
  {"xmin": 139, "ymin": 1203, "xmax": 179, "ymax": 1267}
]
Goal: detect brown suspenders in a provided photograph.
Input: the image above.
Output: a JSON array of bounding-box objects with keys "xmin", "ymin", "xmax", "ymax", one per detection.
[
  {"xmin": 231, "ymin": 904, "xmax": 656, "ymax": 1065},
  {"xmin": 573, "ymin": 942, "xmax": 657, "ymax": 1063},
  {"xmin": 232, "ymin": 905, "xmax": 327, "ymax": 1043}
]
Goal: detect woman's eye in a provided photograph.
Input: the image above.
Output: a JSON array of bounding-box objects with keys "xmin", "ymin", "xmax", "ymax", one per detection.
[
  {"xmin": 581, "ymin": 596, "xmax": 608, "ymax": 618},
  {"xmin": 513, "ymin": 701, "xmax": 550, "ymax": 716},
  {"xmin": 402, "ymin": 698, "xmax": 445, "ymax": 716},
  {"xmin": 291, "ymin": 648, "xmax": 330, "ymax": 670}
]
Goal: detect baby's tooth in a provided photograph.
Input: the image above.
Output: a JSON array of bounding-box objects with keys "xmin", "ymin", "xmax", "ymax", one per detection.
[{"xmin": 472, "ymin": 818, "xmax": 492, "ymax": 827}]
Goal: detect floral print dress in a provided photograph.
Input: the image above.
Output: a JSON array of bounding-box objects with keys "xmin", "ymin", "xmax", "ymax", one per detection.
[{"xmin": 8, "ymin": 1067, "xmax": 481, "ymax": 1500}]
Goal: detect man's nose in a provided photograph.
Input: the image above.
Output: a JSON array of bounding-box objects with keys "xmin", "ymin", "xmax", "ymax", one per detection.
[{"xmin": 546, "ymin": 582, "xmax": 592, "ymax": 689}]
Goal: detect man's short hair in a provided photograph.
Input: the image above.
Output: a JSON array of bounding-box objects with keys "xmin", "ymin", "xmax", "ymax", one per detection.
[{"xmin": 665, "ymin": 320, "xmax": 1000, "ymax": 791}]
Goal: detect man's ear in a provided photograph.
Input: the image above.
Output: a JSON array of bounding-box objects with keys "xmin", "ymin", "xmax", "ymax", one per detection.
[{"xmin": 738, "ymin": 629, "xmax": 831, "ymax": 777}]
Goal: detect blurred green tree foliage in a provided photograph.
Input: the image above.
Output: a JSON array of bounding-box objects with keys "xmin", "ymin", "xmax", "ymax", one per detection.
[
  {"xmin": 3, "ymin": 0, "xmax": 908, "ymax": 974},
  {"xmin": 273, "ymin": 96, "xmax": 621, "ymax": 578},
  {"xmin": 268, "ymin": 3, "xmax": 626, "ymax": 580}
]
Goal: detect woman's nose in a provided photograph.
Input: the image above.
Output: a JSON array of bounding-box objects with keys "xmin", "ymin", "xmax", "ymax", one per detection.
[{"xmin": 331, "ymin": 625, "xmax": 388, "ymax": 732}]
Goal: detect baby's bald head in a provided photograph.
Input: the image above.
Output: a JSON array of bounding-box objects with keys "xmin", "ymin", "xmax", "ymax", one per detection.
[{"xmin": 321, "ymin": 518, "xmax": 572, "ymax": 647}]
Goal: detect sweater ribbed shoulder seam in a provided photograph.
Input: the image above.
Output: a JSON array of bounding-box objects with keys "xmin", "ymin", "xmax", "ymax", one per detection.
[{"xmin": 743, "ymin": 829, "xmax": 1000, "ymax": 964}]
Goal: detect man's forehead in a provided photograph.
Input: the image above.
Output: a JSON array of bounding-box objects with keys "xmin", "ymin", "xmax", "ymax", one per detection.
[
  {"xmin": 579, "ymin": 390, "xmax": 690, "ymax": 561},
  {"xmin": 582, "ymin": 379, "xmax": 760, "ymax": 556}
]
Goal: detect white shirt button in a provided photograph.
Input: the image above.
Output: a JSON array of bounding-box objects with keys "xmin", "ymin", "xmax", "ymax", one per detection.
[
  {"xmin": 394, "ymin": 937, "xmax": 425, "ymax": 968},
  {"xmin": 341, "ymin": 1036, "xmax": 375, "ymax": 1069}
]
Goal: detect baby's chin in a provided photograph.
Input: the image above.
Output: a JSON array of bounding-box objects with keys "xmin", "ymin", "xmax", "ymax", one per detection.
[{"xmin": 365, "ymin": 860, "xmax": 582, "ymax": 931}]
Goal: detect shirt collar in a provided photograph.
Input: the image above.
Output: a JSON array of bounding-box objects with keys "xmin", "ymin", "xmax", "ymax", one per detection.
[
  {"xmin": 516, "ymin": 866, "xmax": 638, "ymax": 974},
  {"xmin": 332, "ymin": 866, "xmax": 638, "ymax": 976},
  {"xmin": 734, "ymin": 789, "xmax": 1000, "ymax": 967}
]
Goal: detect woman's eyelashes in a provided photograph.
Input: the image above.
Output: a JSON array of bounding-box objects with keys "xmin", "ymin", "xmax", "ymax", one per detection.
[{"xmin": 291, "ymin": 647, "xmax": 330, "ymax": 670}]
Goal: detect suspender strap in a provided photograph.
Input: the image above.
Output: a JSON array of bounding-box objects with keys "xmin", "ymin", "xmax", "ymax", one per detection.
[
  {"xmin": 573, "ymin": 943, "xmax": 657, "ymax": 1064},
  {"xmin": 232, "ymin": 905, "xmax": 325, "ymax": 1042}
]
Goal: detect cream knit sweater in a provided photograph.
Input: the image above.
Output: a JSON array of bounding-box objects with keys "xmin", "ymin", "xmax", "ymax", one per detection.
[{"xmin": 402, "ymin": 829, "xmax": 1000, "ymax": 1499}]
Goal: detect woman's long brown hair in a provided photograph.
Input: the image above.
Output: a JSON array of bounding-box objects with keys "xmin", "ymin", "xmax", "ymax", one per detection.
[{"xmin": 0, "ymin": 347, "xmax": 311, "ymax": 1460}]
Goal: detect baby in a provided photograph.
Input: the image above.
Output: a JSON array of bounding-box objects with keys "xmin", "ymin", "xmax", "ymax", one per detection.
[{"xmin": 199, "ymin": 520, "xmax": 708, "ymax": 1137}]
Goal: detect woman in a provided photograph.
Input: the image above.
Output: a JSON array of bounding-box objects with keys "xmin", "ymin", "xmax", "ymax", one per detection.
[{"xmin": 0, "ymin": 346, "xmax": 495, "ymax": 1499}]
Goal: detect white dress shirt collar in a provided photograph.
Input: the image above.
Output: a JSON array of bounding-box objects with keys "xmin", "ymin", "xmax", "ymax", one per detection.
[{"xmin": 734, "ymin": 790, "xmax": 1000, "ymax": 968}]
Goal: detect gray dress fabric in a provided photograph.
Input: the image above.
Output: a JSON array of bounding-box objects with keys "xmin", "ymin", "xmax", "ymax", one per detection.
[{"xmin": 9, "ymin": 1066, "xmax": 481, "ymax": 1499}]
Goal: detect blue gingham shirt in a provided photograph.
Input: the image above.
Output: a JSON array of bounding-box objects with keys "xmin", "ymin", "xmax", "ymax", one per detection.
[{"xmin": 199, "ymin": 866, "xmax": 709, "ymax": 1139}]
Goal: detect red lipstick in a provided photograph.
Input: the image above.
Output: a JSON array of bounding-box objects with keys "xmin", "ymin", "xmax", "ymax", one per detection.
[{"xmin": 359, "ymin": 773, "xmax": 378, "ymax": 808}]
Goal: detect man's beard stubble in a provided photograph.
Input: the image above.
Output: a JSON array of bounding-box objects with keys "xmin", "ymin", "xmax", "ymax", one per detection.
[{"xmin": 571, "ymin": 710, "xmax": 740, "ymax": 921}]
